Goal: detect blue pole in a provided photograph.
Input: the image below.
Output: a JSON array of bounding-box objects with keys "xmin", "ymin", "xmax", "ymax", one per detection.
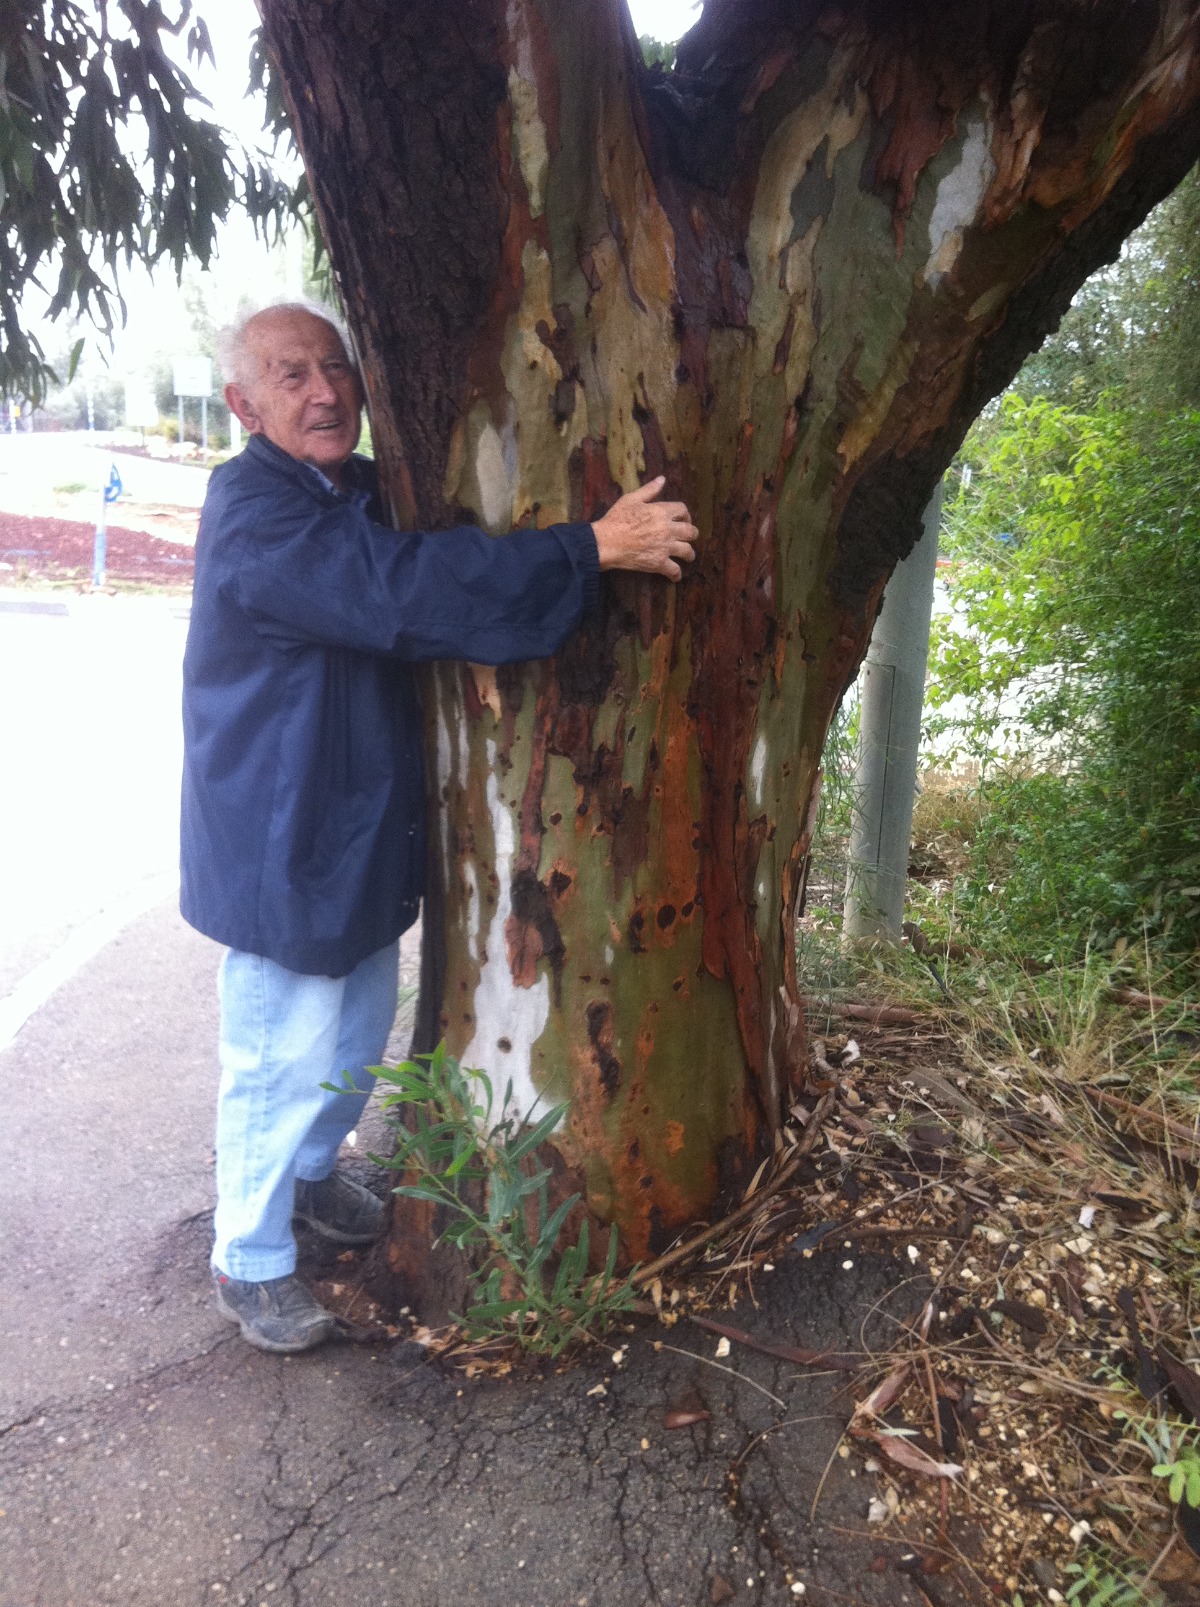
[
  {"xmin": 93, "ymin": 505, "xmax": 107, "ymax": 589},
  {"xmin": 93, "ymin": 460, "xmax": 120, "ymax": 589}
]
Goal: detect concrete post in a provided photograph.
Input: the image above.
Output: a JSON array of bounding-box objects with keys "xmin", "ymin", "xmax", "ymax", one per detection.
[{"xmin": 843, "ymin": 483, "xmax": 943, "ymax": 943}]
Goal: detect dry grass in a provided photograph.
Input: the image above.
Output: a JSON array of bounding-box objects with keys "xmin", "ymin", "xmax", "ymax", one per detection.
[
  {"xmin": 584, "ymin": 954, "xmax": 1200, "ymax": 1604},
  {"xmin": 909, "ymin": 767, "xmax": 988, "ymax": 886}
]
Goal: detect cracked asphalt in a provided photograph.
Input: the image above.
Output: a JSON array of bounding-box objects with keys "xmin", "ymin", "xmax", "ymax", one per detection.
[{"xmin": 1, "ymin": 900, "xmax": 966, "ymax": 1607}]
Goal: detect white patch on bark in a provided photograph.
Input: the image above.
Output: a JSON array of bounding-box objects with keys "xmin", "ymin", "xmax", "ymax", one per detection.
[
  {"xmin": 476, "ymin": 423, "xmax": 513, "ymax": 532},
  {"xmin": 922, "ymin": 115, "xmax": 995, "ymax": 287},
  {"xmin": 749, "ymin": 734, "xmax": 768, "ymax": 809},
  {"xmin": 461, "ymin": 759, "xmax": 550, "ymax": 1123},
  {"xmin": 435, "ymin": 695, "xmax": 454, "ymax": 798},
  {"xmin": 456, "ymin": 701, "xmax": 470, "ymax": 791},
  {"xmin": 463, "ymin": 862, "xmax": 481, "ymax": 966},
  {"xmin": 433, "ymin": 684, "xmax": 455, "ymax": 868},
  {"xmin": 507, "ymin": 69, "xmax": 549, "ymax": 219}
]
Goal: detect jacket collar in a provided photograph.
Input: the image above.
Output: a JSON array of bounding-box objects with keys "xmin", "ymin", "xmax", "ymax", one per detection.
[{"xmin": 243, "ymin": 432, "xmax": 377, "ymax": 507}]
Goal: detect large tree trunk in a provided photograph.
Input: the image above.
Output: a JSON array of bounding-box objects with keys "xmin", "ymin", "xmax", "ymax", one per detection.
[{"xmin": 260, "ymin": 0, "xmax": 1200, "ymax": 1278}]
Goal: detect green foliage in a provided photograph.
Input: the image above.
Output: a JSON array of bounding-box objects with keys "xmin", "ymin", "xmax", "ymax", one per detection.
[
  {"xmin": 927, "ymin": 398, "xmax": 1200, "ymax": 960},
  {"xmin": 1, "ymin": 2, "xmax": 292, "ymax": 405},
  {"xmin": 1119, "ymin": 1408, "xmax": 1200, "ymax": 1508},
  {"xmin": 1060, "ymin": 1560, "xmax": 1156, "ymax": 1607},
  {"xmin": 345, "ymin": 1043, "xmax": 636, "ymax": 1354},
  {"xmin": 638, "ymin": 35, "xmax": 677, "ymax": 69},
  {"xmin": 1015, "ymin": 163, "xmax": 1200, "ymax": 412},
  {"xmin": 1151, "ymin": 1446, "xmax": 1200, "ymax": 1507}
]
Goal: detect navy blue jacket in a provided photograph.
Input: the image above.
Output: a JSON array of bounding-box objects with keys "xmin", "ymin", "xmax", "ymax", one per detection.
[{"xmin": 180, "ymin": 433, "xmax": 598, "ymax": 976}]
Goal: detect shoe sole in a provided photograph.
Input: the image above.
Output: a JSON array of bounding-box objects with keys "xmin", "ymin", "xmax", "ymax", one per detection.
[
  {"xmin": 292, "ymin": 1208, "xmax": 383, "ymax": 1247},
  {"xmin": 214, "ymin": 1289, "xmax": 337, "ymax": 1355}
]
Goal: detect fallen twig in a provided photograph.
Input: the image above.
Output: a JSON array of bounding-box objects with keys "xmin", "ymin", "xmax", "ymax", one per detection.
[
  {"xmin": 1085, "ymin": 1086, "xmax": 1200, "ymax": 1148},
  {"xmin": 688, "ymin": 1314, "xmax": 859, "ymax": 1371},
  {"xmin": 801, "ymin": 998, "xmax": 926, "ymax": 1027},
  {"xmin": 655, "ymin": 1342, "xmax": 786, "ymax": 1409},
  {"xmin": 1108, "ymin": 986, "xmax": 1198, "ymax": 1014}
]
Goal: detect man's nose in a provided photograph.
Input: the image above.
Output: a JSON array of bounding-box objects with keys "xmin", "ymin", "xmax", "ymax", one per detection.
[{"xmin": 307, "ymin": 368, "xmax": 339, "ymax": 406}]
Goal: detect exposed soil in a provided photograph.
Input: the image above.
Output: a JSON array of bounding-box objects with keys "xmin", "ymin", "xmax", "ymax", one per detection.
[{"xmin": 0, "ymin": 510, "xmax": 194, "ymax": 587}]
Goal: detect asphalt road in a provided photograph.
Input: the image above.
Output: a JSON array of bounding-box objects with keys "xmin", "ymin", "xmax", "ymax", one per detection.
[
  {"xmin": 0, "ymin": 892, "xmax": 941, "ymax": 1607},
  {"xmin": 0, "ymin": 590, "xmax": 190, "ymax": 1005}
]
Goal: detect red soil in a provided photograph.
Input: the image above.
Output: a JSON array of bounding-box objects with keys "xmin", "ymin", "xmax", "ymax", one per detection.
[{"xmin": 0, "ymin": 512, "xmax": 194, "ymax": 587}]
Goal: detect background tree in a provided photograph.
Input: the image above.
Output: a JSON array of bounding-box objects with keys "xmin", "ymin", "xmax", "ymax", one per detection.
[
  {"xmin": 925, "ymin": 402, "xmax": 1200, "ymax": 965},
  {"xmin": 1013, "ymin": 162, "xmax": 1200, "ymax": 408},
  {"xmin": 253, "ymin": 0, "xmax": 1200, "ymax": 1296}
]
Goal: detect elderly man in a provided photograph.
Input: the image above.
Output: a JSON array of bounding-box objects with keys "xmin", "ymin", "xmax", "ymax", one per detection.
[{"xmin": 181, "ymin": 301, "xmax": 696, "ymax": 1354}]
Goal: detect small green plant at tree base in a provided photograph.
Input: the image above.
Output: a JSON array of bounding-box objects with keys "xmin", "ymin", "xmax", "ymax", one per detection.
[
  {"xmin": 1060, "ymin": 1559, "xmax": 1160, "ymax": 1607},
  {"xmin": 329, "ymin": 1043, "xmax": 636, "ymax": 1354},
  {"xmin": 1152, "ymin": 1447, "xmax": 1200, "ymax": 1507},
  {"xmin": 1012, "ymin": 1556, "xmax": 1165, "ymax": 1606},
  {"xmin": 1126, "ymin": 1412, "xmax": 1200, "ymax": 1508},
  {"xmin": 1116, "ymin": 1406, "xmax": 1200, "ymax": 1509}
]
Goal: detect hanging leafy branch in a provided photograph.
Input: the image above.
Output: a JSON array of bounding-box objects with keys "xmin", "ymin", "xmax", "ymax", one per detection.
[{"xmin": 0, "ymin": 1, "xmax": 294, "ymax": 404}]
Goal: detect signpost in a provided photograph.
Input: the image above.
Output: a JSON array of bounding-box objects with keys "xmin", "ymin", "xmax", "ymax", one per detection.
[
  {"xmin": 172, "ymin": 356, "xmax": 212, "ymax": 455},
  {"xmin": 93, "ymin": 462, "xmax": 123, "ymax": 590}
]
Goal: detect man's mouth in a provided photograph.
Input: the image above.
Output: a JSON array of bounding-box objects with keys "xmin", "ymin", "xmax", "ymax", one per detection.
[{"xmin": 310, "ymin": 419, "xmax": 345, "ymax": 433}]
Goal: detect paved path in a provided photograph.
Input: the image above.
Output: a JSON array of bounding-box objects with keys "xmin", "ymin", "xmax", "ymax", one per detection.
[
  {"xmin": 0, "ymin": 432, "xmax": 208, "ymax": 543},
  {"xmin": 0, "ymin": 590, "xmax": 190, "ymax": 1002}
]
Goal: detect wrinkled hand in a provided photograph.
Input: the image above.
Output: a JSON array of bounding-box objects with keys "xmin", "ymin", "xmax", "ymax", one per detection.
[{"xmin": 591, "ymin": 476, "xmax": 698, "ymax": 581}]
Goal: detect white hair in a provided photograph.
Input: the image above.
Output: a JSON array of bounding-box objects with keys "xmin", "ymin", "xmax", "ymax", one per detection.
[{"xmin": 216, "ymin": 298, "xmax": 357, "ymax": 388}]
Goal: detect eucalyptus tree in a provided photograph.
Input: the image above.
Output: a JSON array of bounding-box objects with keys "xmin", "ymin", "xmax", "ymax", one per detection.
[{"xmin": 16, "ymin": 0, "xmax": 1200, "ymax": 1290}]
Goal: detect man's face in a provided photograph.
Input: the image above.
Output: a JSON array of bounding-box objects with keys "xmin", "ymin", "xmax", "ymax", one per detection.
[{"xmin": 224, "ymin": 310, "xmax": 363, "ymax": 481}]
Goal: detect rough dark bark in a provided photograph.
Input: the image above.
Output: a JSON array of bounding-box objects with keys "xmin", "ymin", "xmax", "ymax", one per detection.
[{"xmin": 259, "ymin": 0, "xmax": 1200, "ymax": 1280}]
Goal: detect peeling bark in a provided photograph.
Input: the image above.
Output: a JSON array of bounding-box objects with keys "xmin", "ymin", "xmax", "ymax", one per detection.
[{"xmin": 260, "ymin": 0, "xmax": 1200, "ymax": 1267}]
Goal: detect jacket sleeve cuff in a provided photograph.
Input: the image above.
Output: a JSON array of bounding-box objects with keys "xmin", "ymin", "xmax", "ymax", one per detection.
[{"xmin": 558, "ymin": 521, "xmax": 600, "ymax": 612}]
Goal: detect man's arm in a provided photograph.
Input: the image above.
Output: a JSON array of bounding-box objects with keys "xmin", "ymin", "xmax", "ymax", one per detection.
[{"xmin": 224, "ymin": 472, "xmax": 697, "ymax": 665}]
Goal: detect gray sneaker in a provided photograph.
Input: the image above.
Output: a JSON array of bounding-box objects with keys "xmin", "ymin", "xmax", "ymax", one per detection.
[
  {"xmin": 213, "ymin": 1271, "xmax": 338, "ymax": 1354},
  {"xmin": 294, "ymin": 1171, "xmax": 385, "ymax": 1245}
]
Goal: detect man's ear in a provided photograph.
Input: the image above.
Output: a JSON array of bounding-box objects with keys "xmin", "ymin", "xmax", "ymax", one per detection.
[{"xmin": 224, "ymin": 382, "xmax": 260, "ymax": 433}]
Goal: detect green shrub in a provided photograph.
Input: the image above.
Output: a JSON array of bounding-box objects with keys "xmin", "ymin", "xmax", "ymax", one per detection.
[{"xmin": 927, "ymin": 400, "xmax": 1200, "ymax": 962}]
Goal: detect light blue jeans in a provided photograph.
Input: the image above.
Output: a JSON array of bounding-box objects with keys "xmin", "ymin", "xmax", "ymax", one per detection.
[{"xmin": 212, "ymin": 940, "xmax": 400, "ymax": 1281}]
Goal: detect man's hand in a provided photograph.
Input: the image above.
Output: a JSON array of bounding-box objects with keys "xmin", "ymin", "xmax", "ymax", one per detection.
[{"xmin": 591, "ymin": 477, "xmax": 698, "ymax": 581}]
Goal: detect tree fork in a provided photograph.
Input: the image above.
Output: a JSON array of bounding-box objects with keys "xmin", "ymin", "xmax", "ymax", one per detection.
[{"xmin": 259, "ymin": 0, "xmax": 1200, "ymax": 1283}]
